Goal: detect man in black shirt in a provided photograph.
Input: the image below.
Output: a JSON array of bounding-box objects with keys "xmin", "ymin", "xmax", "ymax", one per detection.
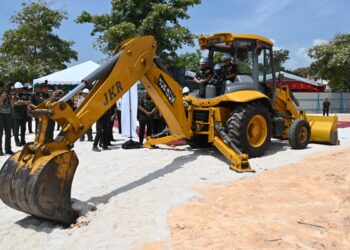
[
  {"xmin": 194, "ymin": 58, "xmax": 213, "ymax": 98},
  {"xmin": 323, "ymin": 98, "xmax": 331, "ymax": 116}
]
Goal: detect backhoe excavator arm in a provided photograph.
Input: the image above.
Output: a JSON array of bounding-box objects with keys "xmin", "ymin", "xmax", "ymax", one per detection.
[
  {"xmin": 51, "ymin": 36, "xmax": 191, "ymax": 147},
  {"xmin": 0, "ymin": 36, "xmax": 191, "ymax": 224}
]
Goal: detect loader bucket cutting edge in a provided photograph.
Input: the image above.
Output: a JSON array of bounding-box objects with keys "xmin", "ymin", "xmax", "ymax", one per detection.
[
  {"xmin": 307, "ymin": 115, "xmax": 339, "ymax": 145},
  {"xmin": 0, "ymin": 150, "xmax": 79, "ymax": 225}
]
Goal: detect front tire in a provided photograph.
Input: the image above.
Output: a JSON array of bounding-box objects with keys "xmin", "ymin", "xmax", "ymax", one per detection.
[
  {"xmin": 226, "ymin": 103, "xmax": 272, "ymax": 157},
  {"xmin": 288, "ymin": 119, "xmax": 311, "ymax": 149}
]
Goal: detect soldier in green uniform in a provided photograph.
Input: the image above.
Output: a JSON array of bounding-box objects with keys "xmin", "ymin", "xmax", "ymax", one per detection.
[
  {"xmin": 12, "ymin": 82, "xmax": 31, "ymax": 146},
  {"xmin": 221, "ymin": 53, "xmax": 238, "ymax": 82},
  {"xmin": 0, "ymin": 81, "xmax": 13, "ymax": 155},
  {"xmin": 137, "ymin": 92, "xmax": 155, "ymax": 145},
  {"xmin": 194, "ymin": 58, "xmax": 213, "ymax": 98}
]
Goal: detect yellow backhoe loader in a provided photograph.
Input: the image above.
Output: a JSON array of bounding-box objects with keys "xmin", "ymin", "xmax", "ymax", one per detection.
[{"xmin": 0, "ymin": 33, "xmax": 338, "ymax": 225}]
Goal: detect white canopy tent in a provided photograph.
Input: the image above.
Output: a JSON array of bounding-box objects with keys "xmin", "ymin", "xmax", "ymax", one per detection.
[{"xmin": 33, "ymin": 60, "xmax": 100, "ymax": 86}]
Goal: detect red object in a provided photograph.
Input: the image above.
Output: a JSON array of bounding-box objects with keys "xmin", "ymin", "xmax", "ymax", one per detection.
[
  {"xmin": 277, "ymin": 80, "xmax": 325, "ymax": 92},
  {"xmin": 114, "ymin": 119, "xmax": 119, "ymax": 128},
  {"xmin": 337, "ymin": 121, "xmax": 350, "ymax": 128},
  {"xmin": 166, "ymin": 139, "xmax": 187, "ymax": 147}
]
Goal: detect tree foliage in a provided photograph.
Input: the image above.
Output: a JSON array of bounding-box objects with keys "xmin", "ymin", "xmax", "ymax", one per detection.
[
  {"xmin": 273, "ymin": 49, "xmax": 290, "ymax": 73},
  {"xmin": 172, "ymin": 50, "xmax": 201, "ymax": 72},
  {"xmin": 291, "ymin": 67, "xmax": 309, "ymax": 78},
  {"xmin": 0, "ymin": 1, "xmax": 77, "ymax": 84},
  {"xmin": 76, "ymin": 0, "xmax": 201, "ymax": 62},
  {"xmin": 308, "ymin": 33, "xmax": 350, "ymax": 91}
]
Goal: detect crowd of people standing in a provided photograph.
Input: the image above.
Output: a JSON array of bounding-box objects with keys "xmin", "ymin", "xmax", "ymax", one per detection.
[
  {"xmin": 0, "ymin": 80, "xmax": 168, "ymax": 156},
  {"xmin": 0, "ymin": 80, "xmax": 61, "ymax": 155}
]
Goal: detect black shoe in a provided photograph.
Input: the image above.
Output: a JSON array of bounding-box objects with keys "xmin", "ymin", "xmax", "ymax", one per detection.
[
  {"xmin": 102, "ymin": 146, "xmax": 110, "ymax": 150},
  {"xmin": 15, "ymin": 141, "xmax": 21, "ymax": 147},
  {"xmin": 111, "ymin": 138, "xmax": 117, "ymax": 142},
  {"xmin": 92, "ymin": 146, "xmax": 101, "ymax": 152},
  {"xmin": 20, "ymin": 141, "xmax": 26, "ymax": 146},
  {"xmin": 0, "ymin": 151, "xmax": 4, "ymax": 156},
  {"xmin": 88, "ymin": 138, "xmax": 94, "ymax": 142},
  {"xmin": 5, "ymin": 150, "xmax": 14, "ymax": 155},
  {"xmin": 79, "ymin": 138, "xmax": 84, "ymax": 141}
]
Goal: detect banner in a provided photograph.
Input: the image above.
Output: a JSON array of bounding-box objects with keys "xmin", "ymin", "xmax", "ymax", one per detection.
[{"xmin": 121, "ymin": 83, "xmax": 138, "ymax": 138}]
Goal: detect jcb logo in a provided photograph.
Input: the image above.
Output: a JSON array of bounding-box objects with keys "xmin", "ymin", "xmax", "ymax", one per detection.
[{"xmin": 103, "ymin": 81, "xmax": 123, "ymax": 106}]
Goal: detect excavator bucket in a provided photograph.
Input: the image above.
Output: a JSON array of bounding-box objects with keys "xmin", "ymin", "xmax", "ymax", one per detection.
[
  {"xmin": 0, "ymin": 148, "xmax": 79, "ymax": 225},
  {"xmin": 307, "ymin": 115, "xmax": 339, "ymax": 145}
]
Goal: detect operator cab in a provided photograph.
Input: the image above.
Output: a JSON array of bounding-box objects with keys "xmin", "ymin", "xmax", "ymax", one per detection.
[{"xmin": 198, "ymin": 33, "xmax": 276, "ymax": 99}]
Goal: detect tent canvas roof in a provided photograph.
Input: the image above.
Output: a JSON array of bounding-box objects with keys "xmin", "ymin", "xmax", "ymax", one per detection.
[
  {"xmin": 265, "ymin": 71, "xmax": 323, "ymax": 87},
  {"xmin": 33, "ymin": 60, "xmax": 100, "ymax": 85}
]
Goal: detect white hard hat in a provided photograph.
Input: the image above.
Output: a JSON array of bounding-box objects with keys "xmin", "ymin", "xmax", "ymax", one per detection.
[
  {"xmin": 221, "ymin": 53, "xmax": 232, "ymax": 61},
  {"xmin": 214, "ymin": 63, "xmax": 221, "ymax": 70},
  {"xmin": 182, "ymin": 86, "xmax": 189, "ymax": 94},
  {"xmin": 14, "ymin": 82, "xmax": 23, "ymax": 89},
  {"xmin": 199, "ymin": 57, "xmax": 208, "ymax": 65},
  {"xmin": 82, "ymin": 88, "xmax": 89, "ymax": 94}
]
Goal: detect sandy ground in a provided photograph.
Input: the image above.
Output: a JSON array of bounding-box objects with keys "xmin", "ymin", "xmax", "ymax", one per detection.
[
  {"xmin": 0, "ymin": 114, "xmax": 349, "ymax": 249},
  {"xmin": 164, "ymin": 147, "xmax": 350, "ymax": 250}
]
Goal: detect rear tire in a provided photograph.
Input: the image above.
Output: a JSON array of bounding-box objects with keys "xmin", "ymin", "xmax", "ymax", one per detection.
[
  {"xmin": 288, "ymin": 119, "xmax": 311, "ymax": 149},
  {"xmin": 226, "ymin": 103, "xmax": 272, "ymax": 157}
]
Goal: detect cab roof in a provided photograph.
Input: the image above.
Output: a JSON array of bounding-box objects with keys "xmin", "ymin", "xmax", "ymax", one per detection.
[{"xmin": 198, "ymin": 33, "xmax": 274, "ymax": 49}]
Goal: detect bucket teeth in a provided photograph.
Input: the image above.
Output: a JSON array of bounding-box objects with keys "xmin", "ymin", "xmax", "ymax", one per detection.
[{"xmin": 0, "ymin": 151, "xmax": 79, "ymax": 225}]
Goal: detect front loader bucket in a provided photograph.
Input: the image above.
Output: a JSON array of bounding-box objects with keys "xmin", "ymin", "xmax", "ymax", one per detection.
[
  {"xmin": 0, "ymin": 149, "xmax": 79, "ymax": 225},
  {"xmin": 307, "ymin": 115, "xmax": 339, "ymax": 145}
]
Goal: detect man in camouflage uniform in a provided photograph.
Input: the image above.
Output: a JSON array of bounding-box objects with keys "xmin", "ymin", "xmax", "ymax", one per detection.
[
  {"xmin": 137, "ymin": 92, "xmax": 155, "ymax": 145},
  {"xmin": 221, "ymin": 53, "xmax": 237, "ymax": 82},
  {"xmin": 194, "ymin": 58, "xmax": 213, "ymax": 98},
  {"xmin": 0, "ymin": 81, "xmax": 13, "ymax": 155}
]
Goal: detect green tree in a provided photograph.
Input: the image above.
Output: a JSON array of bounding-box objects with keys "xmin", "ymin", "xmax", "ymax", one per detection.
[
  {"xmin": 291, "ymin": 67, "xmax": 309, "ymax": 78},
  {"xmin": 273, "ymin": 49, "xmax": 290, "ymax": 73},
  {"xmin": 76, "ymin": 0, "xmax": 201, "ymax": 62},
  {"xmin": 0, "ymin": 1, "xmax": 77, "ymax": 84},
  {"xmin": 308, "ymin": 33, "xmax": 350, "ymax": 91},
  {"xmin": 173, "ymin": 50, "xmax": 201, "ymax": 72}
]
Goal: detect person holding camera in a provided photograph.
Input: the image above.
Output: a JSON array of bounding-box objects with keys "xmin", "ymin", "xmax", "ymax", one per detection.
[{"xmin": 0, "ymin": 81, "xmax": 13, "ymax": 155}]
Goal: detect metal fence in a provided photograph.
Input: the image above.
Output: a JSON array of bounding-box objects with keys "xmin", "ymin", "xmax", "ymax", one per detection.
[{"xmin": 294, "ymin": 92, "xmax": 350, "ymax": 114}]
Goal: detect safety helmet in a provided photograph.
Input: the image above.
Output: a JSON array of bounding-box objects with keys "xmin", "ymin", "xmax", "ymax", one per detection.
[
  {"xmin": 221, "ymin": 53, "xmax": 232, "ymax": 61},
  {"xmin": 82, "ymin": 88, "xmax": 89, "ymax": 94},
  {"xmin": 14, "ymin": 82, "xmax": 24, "ymax": 89},
  {"xmin": 214, "ymin": 63, "xmax": 221, "ymax": 70},
  {"xmin": 182, "ymin": 86, "xmax": 189, "ymax": 94},
  {"xmin": 199, "ymin": 57, "xmax": 208, "ymax": 65}
]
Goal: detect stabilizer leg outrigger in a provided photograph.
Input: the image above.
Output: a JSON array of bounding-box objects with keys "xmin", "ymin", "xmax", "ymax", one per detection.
[{"xmin": 213, "ymin": 124, "xmax": 254, "ymax": 173}]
